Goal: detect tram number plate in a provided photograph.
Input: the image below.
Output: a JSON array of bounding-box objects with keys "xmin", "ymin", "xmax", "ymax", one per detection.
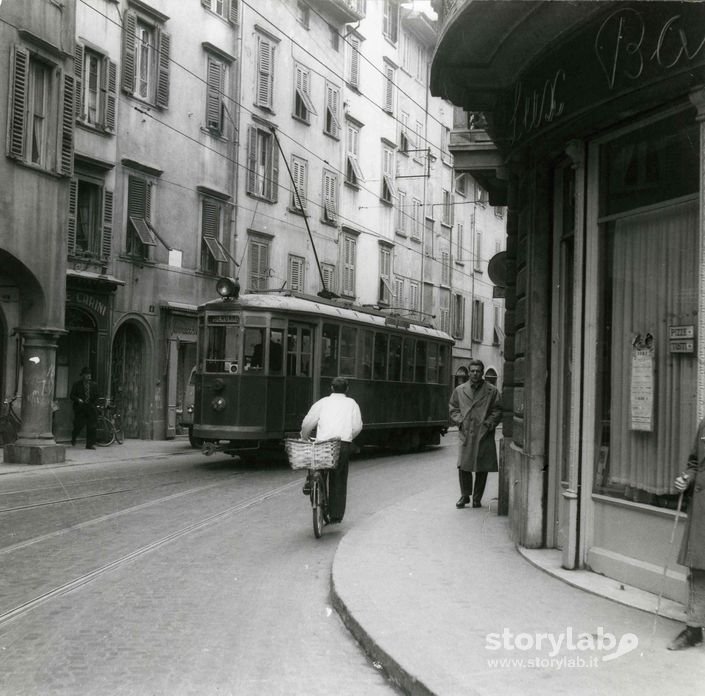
[{"xmin": 210, "ymin": 314, "xmax": 240, "ymax": 325}]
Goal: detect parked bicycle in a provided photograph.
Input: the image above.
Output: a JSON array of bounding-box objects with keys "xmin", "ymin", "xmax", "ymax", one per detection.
[
  {"xmin": 285, "ymin": 437, "xmax": 341, "ymax": 538},
  {"xmin": 0, "ymin": 395, "xmax": 21, "ymax": 445},
  {"xmin": 95, "ymin": 398, "xmax": 124, "ymax": 447}
]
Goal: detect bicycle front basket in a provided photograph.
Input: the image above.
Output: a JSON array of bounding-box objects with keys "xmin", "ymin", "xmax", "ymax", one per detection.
[{"xmin": 285, "ymin": 438, "xmax": 341, "ymax": 470}]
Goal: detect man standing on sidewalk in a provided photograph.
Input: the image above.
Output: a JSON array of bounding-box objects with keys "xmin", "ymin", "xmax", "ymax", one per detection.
[
  {"xmin": 668, "ymin": 417, "xmax": 705, "ymax": 650},
  {"xmin": 449, "ymin": 359, "xmax": 502, "ymax": 509},
  {"xmin": 70, "ymin": 367, "xmax": 100, "ymax": 450},
  {"xmin": 300, "ymin": 377, "xmax": 362, "ymax": 524}
]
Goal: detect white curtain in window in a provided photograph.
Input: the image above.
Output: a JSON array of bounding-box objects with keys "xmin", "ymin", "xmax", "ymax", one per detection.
[{"xmin": 609, "ymin": 200, "xmax": 698, "ymax": 495}]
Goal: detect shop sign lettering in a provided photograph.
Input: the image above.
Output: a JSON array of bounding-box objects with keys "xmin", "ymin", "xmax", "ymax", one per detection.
[
  {"xmin": 509, "ymin": 70, "xmax": 566, "ymax": 144},
  {"xmin": 67, "ymin": 291, "xmax": 107, "ymax": 316}
]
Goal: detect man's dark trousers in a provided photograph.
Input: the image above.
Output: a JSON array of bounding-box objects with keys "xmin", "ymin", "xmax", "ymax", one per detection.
[
  {"xmin": 328, "ymin": 442, "xmax": 351, "ymax": 521},
  {"xmin": 459, "ymin": 469, "xmax": 488, "ymax": 505}
]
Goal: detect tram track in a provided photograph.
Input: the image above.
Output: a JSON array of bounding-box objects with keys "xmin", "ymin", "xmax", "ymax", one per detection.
[{"xmin": 0, "ymin": 479, "xmax": 300, "ymax": 629}]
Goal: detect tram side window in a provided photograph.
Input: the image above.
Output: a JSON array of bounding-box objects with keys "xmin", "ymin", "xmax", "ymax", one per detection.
[
  {"xmin": 301, "ymin": 327, "xmax": 312, "ymax": 376},
  {"xmin": 340, "ymin": 326, "xmax": 357, "ymax": 376},
  {"xmin": 206, "ymin": 324, "xmax": 240, "ymax": 373},
  {"xmin": 269, "ymin": 329, "xmax": 284, "ymax": 374},
  {"xmin": 322, "ymin": 323, "xmax": 339, "ymax": 376},
  {"xmin": 360, "ymin": 330, "xmax": 373, "ymax": 379},
  {"xmin": 287, "ymin": 329, "xmax": 298, "ymax": 375},
  {"xmin": 244, "ymin": 328, "xmax": 266, "ymax": 371},
  {"xmin": 415, "ymin": 340, "xmax": 427, "ymax": 382},
  {"xmin": 388, "ymin": 335, "xmax": 402, "ymax": 381},
  {"xmin": 439, "ymin": 344, "xmax": 449, "ymax": 385},
  {"xmin": 402, "ymin": 337, "xmax": 415, "ymax": 381},
  {"xmin": 373, "ymin": 333, "xmax": 388, "ymax": 380},
  {"xmin": 426, "ymin": 342, "xmax": 439, "ymax": 383}
]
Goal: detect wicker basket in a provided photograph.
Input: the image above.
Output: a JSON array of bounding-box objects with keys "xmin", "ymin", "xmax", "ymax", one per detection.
[{"xmin": 285, "ymin": 438, "xmax": 341, "ymax": 470}]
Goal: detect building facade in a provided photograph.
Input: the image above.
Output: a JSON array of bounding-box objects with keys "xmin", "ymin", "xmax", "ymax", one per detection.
[
  {"xmin": 431, "ymin": 0, "xmax": 705, "ymax": 603},
  {"xmin": 0, "ymin": 0, "xmax": 504, "ymax": 463}
]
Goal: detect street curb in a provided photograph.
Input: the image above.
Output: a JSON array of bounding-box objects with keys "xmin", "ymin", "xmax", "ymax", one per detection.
[{"xmin": 330, "ymin": 571, "xmax": 435, "ymax": 696}]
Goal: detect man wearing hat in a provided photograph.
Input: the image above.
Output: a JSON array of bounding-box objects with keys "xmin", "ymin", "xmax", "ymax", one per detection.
[{"xmin": 69, "ymin": 367, "xmax": 100, "ymax": 449}]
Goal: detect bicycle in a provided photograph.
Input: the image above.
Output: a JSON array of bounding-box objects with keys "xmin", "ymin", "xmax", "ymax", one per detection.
[
  {"xmin": 95, "ymin": 398, "xmax": 124, "ymax": 447},
  {"xmin": 0, "ymin": 395, "xmax": 21, "ymax": 445},
  {"xmin": 284, "ymin": 437, "xmax": 341, "ymax": 538}
]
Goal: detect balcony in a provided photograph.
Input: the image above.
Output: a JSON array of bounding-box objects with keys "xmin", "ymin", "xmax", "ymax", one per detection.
[{"xmin": 317, "ymin": 0, "xmax": 365, "ymax": 24}]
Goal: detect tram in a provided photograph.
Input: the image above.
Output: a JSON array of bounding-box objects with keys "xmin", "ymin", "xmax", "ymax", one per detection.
[{"xmin": 192, "ymin": 277, "xmax": 454, "ymax": 456}]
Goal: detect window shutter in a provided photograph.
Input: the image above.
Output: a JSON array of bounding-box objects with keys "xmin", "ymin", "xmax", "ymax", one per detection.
[
  {"xmin": 256, "ymin": 37, "xmax": 273, "ymax": 108},
  {"xmin": 202, "ymin": 198, "xmax": 220, "ymax": 237},
  {"xmin": 102, "ymin": 189, "xmax": 113, "ymax": 260},
  {"xmin": 60, "ymin": 73, "xmax": 75, "ymax": 176},
  {"xmin": 201, "ymin": 0, "xmax": 210, "ymax": 8},
  {"xmin": 384, "ymin": 66, "xmax": 394, "ymax": 112},
  {"xmin": 74, "ymin": 43, "xmax": 84, "ymax": 120},
  {"xmin": 229, "ymin": 0, "xmax": 239, "ymax": 24},
  {"xmin": 121, "ymin": 10, "xmax": 137, "ymax": 93},
  {"xmin": 7, "ymin": 45, "xmax": 29, "ymax": 160},
  {"xmin": 246, "ymin": 126, "xmax": 257, "ymax": 194},
  {"xmin": 206, "ymin": 58, "xmax": 222, "ymax": 131},
  {"xmin": 67, "ymin": 179, "xmax": 78, "ymax": 255},
  {"xmin": 289, "ymin": 256, "xmax": 303, "ymax": 291},
  {"xmin": 350, "ymin": 36, "xmax": 360, "ymax": 87},
  {"xmin": 156, "ymin": 30, "xmax": 171, "ymax": 108},
  {"xmin": 270, "ymin": 135, "xmax": 279, "ymax": 202},
  {"xmin": 103, "ymin": 59, "xmax": 117, "ymax": 132}
]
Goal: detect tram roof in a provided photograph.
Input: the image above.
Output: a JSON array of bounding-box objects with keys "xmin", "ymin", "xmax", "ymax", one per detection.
[{"xmin": 200, "ymin": 292, "xmax": 453, "ymax": 343}]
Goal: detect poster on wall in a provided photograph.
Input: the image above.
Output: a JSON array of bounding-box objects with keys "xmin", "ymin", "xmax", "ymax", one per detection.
[{"xmin": 630, "ymin": 333, "xmax": 654, "ymax": 432}]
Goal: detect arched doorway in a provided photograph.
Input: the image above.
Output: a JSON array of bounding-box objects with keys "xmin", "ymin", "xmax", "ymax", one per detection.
[
  {"xmin": 454, "ymin": 366, "xmax": 468, "ymax": 387},
  {"xmin": 485, "ymin": 367, "xmax": 498, "ymax": 386},
  {"xmin": 112, "ymin": 321, "xmax": 146, "ymax": 438}
]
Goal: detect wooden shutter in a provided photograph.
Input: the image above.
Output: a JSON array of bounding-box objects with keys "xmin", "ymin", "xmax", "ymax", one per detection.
[
  {"xmin": 206, "ymin": 58, "xmax": 222, "ymax": 131},
  {"xmin": 246, "ymin": 126, "xmax": 257, "ymax": 194},
  {"xmin": 103, "ymin": 59, "xmax": 117, "ymax": 132},
  {"xmin": 343, "ymin": 236, "xmax": 356, "ymax": 295},
  {"xmin": 201, "ymin": 0, "xmax": 210, "ymax": 8},
  {"xmin": 67, "ymin": 179, "xmax": 78, "ymax": 255},
  {"xmin": 74, "ymin": 43, "xmax": 84, "ymax": 120},
  {"xmin": 121, "ymin": 10, "xmax": 137, "ymax": 93},
  {"xmin": 270, "ymin": 133, "xmax": 279, "ymax": 202},
  {"xmin": 349, "ymin": 36, "xmax": 360, "ymax": 87},
  {"xmin": 60, "ymin": 73, "xmax": 75, "ymax": 176},
  {"xmin": 229, "ymin": 0, "xmax": 239, "ymax": 24},
  {"xmin": 202, "ymin": 198, "xmax": 220, "ymax": 237},
  {"xmin": 289, "ymin": 256, "xmax": 303, "ymax": 292},
  {"xmin": 7, "ymin": 45, "xmax": 29, "ymax": 160},
  {"xmin": 256, "ymin": 37, "xmax": 273, "ymax": 108},
  {"xmin": 383, "ymin": 66, "xmax": 394, "ymax": 112},
  {"xmin": 156, "ymin": 30, "xmax": 171, "ymax": 108},
  {"xmin": 102, "ymin": 189, "xmax": 113, "ymax": 260}
]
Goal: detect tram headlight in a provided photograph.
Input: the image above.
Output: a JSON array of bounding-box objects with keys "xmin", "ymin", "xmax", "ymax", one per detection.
[
  {"xmin": 211, "ymin": 396, "xmax": 227, "ymax": 412},
  {"xmin": 216, "ymin": 276, "xmax": 240, "ymax": 300}
]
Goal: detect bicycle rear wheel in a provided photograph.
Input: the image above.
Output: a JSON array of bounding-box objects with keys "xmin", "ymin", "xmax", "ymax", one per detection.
[{"xmin": 95, "ymin": 416, "xmax": 114, "ymax": 446}]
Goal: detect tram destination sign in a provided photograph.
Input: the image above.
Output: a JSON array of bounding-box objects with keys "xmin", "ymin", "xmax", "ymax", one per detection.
[{"xmin": 209, "ymin": 314, "xmax": 241, "ymax": 325}]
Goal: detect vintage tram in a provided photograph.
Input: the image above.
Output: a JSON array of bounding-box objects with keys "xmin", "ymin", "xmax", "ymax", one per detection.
[{"xmin": 192, "ymin": 277, "xmax": 454, "ymax": 456}]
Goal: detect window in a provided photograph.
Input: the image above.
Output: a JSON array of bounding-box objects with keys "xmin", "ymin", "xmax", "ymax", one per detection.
[
  {"xmin": 74, "ymin": 45, "xmax": 117, "ymax": 132},
  {"xmin": 409, "ymin": 281, "xmax": 419, "ymax": 317},
  {"xmin": 340, "ymin": 326, "xmax": 357, "ymax": 376},
  {"xmin": 246, "ymin": 124, "xmax": 279, "ymax": 202},
  {"xmin": 294, "ymin": 63, "xmax": 315, "ymax": 123},
  {"xmin": 7, "ymin": 45, "xmax": 73, "ymax": 175},
  {"xmin": 493, "ymin": 305, "xmax": 503, "ymax": 346},
  {"xmin": 321, "ymin": 262, "xmax": 336, "ymax": 294},
  {"xmin": 383, "ymin": 0, "xmax": 399, "ymax": 43},
  {"xmin": 341, "ymin": 233, "xmax": 357, "ymax": 297},
  {"xmin": 379, "ymin": 245, "xmax": 392, "ymax": 305},
  {"xmin": 414, "ymin": 121, "xmax": 423, "ymax": 161},
  {"xmin": 472, "ymin": 299, "xmax": 484, "ymax": 342},
  {"xmin": 296, "ymin": 1, "xmax": 310, "ymax": 28},
  {"xmin": 453, "ymin": 293, "xmax": 466, "ymax": 339},
  {"xmin": 439, "ymin": 289, "xmax": 450, "ymax": 333},
  {"xmin": 322, "ymin": 170, "xmax": 338, "ymax": 224},
  {"xmin": 347, "ymin": 34, "xmax": 361, "ymax": 88},
  {"xmin": 201, "ymin": 0, "xmax": 239, "ymax": 23},
  {"xmin": 244, "ymin": 327, "xmax": 266, "ymax": 372},
  {"xmin": 455, "ymin": 222, "xmax": 464, "ymax": 262},
  {"xmin": 402, "ymin": 337, "xmax": 414, "ymax": 381},
  {"xmin": 345, "ymin": 122, "xmax": 364, "ymax": 186},
  {"xmin": 381, "ymin": 146, "xmax": 396, "ymax": 203},
  {"xmin": 68, "ymin": 176, "xmax": 113, "ymax": 259},
  {"xmin": 412, "ymin": 199, "xmax": 423, "ymax": 241},
  {"xmin": 415, "ymin": 340, "xmax": 427, "ymax": 382},
  {"xmin": 399, "ymin": 111, "xmax": 410, "ymax": 153},
  {"xmin": 200, "ymin": 197, "xmax": 228, "ymax": 273},
  {"xmin": 255, "ymin": 33, "xmax": 276, "ymax": 110},
  {"xmin": 476, "ymin": 181, "xmax": 488, "ymax": 206},
  {"xmin": 248, "ymin": 236, "xmax": 269, "ymax": 290},
  {"xmin": 441, "ymin": 126, "xmax": 451, "ymax": 162},
  {"xmin": 396, "ymin": 190, "xmax": 407, "ymax": 234},
  {"xmin": 441, "ymin": 250, "xmax": 450, "ymax": 286},
  {"xmin": 126, "ymin": 175, "xmax": 157, "ymax": 259},
  {"xmin": 474, "ymin": 230, "xmax": 482, "ymax": 270},
  {"xmin": 122, "ymin": 11, "xmax": 170, "ymax": 108},
  {"xmin": 455, "ymin": 172, "xmax": 467, "ymax": 197},
  {"xmin": 373, "ymin": 333, "xmax": 388, "ymax": 380},
  {"xmin": 290, "ymin": 155, "xmax": 307, "ymax": 211},
  {"xmin": 360, "ymin": 330, "xmax": 373, "ymax": 378},
  {"xmin": 423, "ymin": 217, "xmax": 433, "ymax": 255},
  {"xmin": 394, "ymin": 277, "xmax": 405, "ymax": 308},
  {"xmin": 324, "ymin": 81, "xmax": 341, "ymax": 138},
  {"xmin": 288, "ymin": 254, "xmax": 305, "ymax": 292},
  {"xmin": 388, "ymin": 335, "xmax": 402, "ymax": 381},
  {"xmin": 205, "ymin": 54, "xmax": 228, "ymax": 135},
  {"xmin": 322, "ymin": 324, "xmax": 339, "ymax": 376},
  {"xmin": 382, "ymin": 62, "xmax": 395, "ymax": 114},
  {"xmin": 329, "ymin": 24, "xmax": 339, "ymax": 51},
  {"xmin": 441, "ymin": 189, "xmax": 453, "ymax": 226}
]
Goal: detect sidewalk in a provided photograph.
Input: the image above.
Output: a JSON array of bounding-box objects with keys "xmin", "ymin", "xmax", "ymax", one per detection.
[{"xmin": 331, "ymin": 475, "xmax": 705, "ymax": 696}]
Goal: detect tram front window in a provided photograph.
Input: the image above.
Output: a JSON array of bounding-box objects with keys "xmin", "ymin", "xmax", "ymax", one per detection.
[
  {"xmin": 205, "ymin": 324, "xmax": 240, "ymax": 373},
  {"xmin": 244, "ymin": 328, "xmax": 266, "ymax": 371}
]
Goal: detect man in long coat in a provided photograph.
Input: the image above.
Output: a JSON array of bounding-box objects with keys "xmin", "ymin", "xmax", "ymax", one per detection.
[
  {"xmin": 669, "ymin": 417, "xmax": 705, "ymax": 650},
  {"xmin": 448, "ymin": 359, "xmax": 502, "ymax": 509}
]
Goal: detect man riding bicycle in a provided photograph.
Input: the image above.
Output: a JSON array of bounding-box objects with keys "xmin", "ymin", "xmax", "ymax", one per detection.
[{"xmin": 300, "ymin": 377, "xmax": 362, "ymax": 524}]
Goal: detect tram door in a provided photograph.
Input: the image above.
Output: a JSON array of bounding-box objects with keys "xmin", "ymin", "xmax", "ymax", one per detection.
[{"xmin": 284, "ymin": 323, "xmax": 314, "ymax": 431}]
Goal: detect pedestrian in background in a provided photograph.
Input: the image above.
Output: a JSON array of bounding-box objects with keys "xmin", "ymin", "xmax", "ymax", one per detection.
[
  {"xmin": 449, "ymin": 359, "xmax": 502, "ymax": 509},
  {"xmin": 70, "ymin": 367, "xmax": 100, "ymax": 449},
  {"xmin": 668, "ymin": 417, "xmax": 705, "ymax": 650},
  {"xmin": 300, "ymin": 376, "xmax": 362, "ymax": 523}
]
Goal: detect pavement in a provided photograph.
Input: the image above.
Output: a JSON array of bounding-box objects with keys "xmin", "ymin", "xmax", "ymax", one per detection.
[{"xmin": 3, "ymin": 438, "xmax": 705, "ymax": 695}]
